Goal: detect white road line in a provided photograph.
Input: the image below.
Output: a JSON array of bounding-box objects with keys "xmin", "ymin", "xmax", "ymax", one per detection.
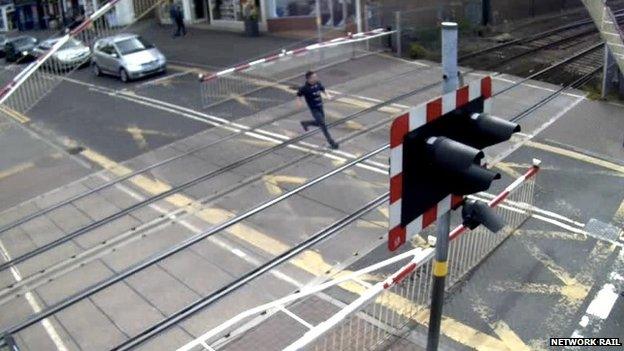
[
  {"xmin": 483, "ymin": 74, "xmax": 587, "ymax": 99},
  {"xmin": 0, "ymin": 239, "xmax": 69, "ymax": 351},
  {"xmin": 492, "ymin": 93, "xmax": 587, "ymax": 165},
  {"xmin": 570, "ymin": 249, "xmax": 624, "ymax": 339}
]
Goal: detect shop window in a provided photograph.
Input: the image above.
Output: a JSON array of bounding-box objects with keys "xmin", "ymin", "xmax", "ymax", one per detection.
[{"xmin": 275, "ymin": 0, "xmax": 312, "ymax": 17}]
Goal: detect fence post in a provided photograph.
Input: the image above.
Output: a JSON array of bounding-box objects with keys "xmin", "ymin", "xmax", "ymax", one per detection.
[
  {"xmin": 394, "ymin": 11, "xmax": 402, "ymax": 57},
  {"xmin": 316, "ymin": 0, "xmax": 322, "ymax": 42},
  {"xmin": 355, "ymin": 0, "xmax": 362, "ymax": 32}
]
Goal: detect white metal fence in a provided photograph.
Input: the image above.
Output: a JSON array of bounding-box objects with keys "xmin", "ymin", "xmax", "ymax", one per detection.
[
  {"xmin": 0, "ymin": 0, "xmax": 165, "ymax": 116},
  {"xmin": 177, "ymin": 162, "xmax": 540, "ymax": 351},
  {"xmin": 198, "ymin": 29, "xmax": 394, "ymax": 109}
]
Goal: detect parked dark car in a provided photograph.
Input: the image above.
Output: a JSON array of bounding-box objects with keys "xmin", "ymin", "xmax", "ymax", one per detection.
[{"xmin": 5, "ymin": 36, "xmax": 39, "ymax": 63}]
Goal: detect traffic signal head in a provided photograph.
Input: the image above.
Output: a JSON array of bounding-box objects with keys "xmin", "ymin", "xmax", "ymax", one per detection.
[
  {"xmin": 388, "ymin": 76, "xmax": 519, "ymax": 251},
  {"xmin": 462, "ymin": 199, "xmax": 505, "ymax": 232},
  {"xmin": 399, "ymin": 93, "xmax": 518, "ymax": 227},
  {"xmin": 453, "ymin": 113, "xmax": 521, "ymax": 149},
  {"xmin": 402, "ymin": 135, "xmax": 501, "ymax": 226}
]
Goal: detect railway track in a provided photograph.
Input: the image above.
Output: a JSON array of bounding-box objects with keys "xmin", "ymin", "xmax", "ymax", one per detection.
[
  {"xmin": 459, "ymin": 9, "xmax": 624, "ymax": 81},
  {"xmin": 0, "ymin": 15, "xmax": 613, "ymax": 351}
]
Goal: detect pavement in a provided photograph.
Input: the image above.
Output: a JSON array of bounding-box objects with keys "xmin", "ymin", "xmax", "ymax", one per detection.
[{"xmin": 0, "ymin": 17, "xmax": 622, "ymax": 351}]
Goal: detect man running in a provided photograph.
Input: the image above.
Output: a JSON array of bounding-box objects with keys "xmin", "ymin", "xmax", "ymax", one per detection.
[{"xmin": 297, "ymin": 71, "xmax": 339, "ymax": 149}]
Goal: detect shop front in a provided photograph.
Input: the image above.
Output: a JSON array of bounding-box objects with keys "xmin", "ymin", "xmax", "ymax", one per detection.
[
  {"xmin": 158, "ymin": 0, "xmax": 266, "ymax": 31},
  {"xmin": 13, "ymin": 0, "xmax": 43, "ymax": 30},
  {"xmin": 156, "ymin": 0, "xmax": 355, "ymax": 34}
]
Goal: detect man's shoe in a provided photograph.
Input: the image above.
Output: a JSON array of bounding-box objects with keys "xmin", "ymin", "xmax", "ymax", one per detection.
[
  {"xmin": 330, "ymin": 141, "xmax": 339, "ymax": 150},
  {"xmin": 300, "ymin": 121, "xmax": 309, "ymax": 132}
]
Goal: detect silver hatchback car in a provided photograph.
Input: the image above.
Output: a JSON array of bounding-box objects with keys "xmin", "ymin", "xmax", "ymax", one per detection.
[{"xmin": 92, "ymin": 34, "xmax": 166, "ymax": 82}]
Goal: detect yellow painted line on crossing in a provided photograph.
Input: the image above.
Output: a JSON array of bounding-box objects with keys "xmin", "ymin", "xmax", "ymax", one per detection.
[
  {"xmin": 168, "ymin": 63, "xmax": 211, "ymax": 75},
  {"xmin": 336, "ymin": 96, "xmax": 402, "ymax": 115},
  {"xmin": 492, "ymin": 321, "xmax": 531, "ymax": 351},
  {"xmin": 80, "ymin": 148, "xmax": 526, "ymax": 351},
  {"xmin": 118, "ymin": 126, "xmax": 179, "ymax": 150},
  {"xmin": 521, "ymin": 237, "xmax": 580, "ymax": 287},
  {"xmin": 489, "ymin": 281, "xmax": 565, "ymax": 295},
  {"xmin": 494, "ymin": 162, "xmax": 524, "ymax": 178},
  {"xmin": 524, "ymin": 140, "xmax": 624, "ymax": 174},
  {"xmin": 613, "ymin": 198, "xmax": 624, "ymax": 227},
  {"xmin": 0, "ymin": 105, "xmax": 30, "ymax": 123},
  {"xmin": 0, "ymin": 162, "xmax": 34, "ymax": 181},
  {"xmin": 262, "ymin": 175, "xmax": 307, "ymax": 196}
]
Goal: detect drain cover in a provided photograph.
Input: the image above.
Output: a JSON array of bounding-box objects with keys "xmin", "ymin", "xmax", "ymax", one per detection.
[{"xmin": 585, "ymin": 218, "xmax": 622, "ymax": 243}]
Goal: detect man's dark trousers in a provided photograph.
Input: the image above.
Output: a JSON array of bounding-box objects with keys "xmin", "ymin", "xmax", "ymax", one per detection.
[
  {"xmin": 302, "ymin": 107, "xmax": 336, "ymax": 146},
  {"xmin": 175, "ymin": 17, "xmax": 186, "ymax": 36}
]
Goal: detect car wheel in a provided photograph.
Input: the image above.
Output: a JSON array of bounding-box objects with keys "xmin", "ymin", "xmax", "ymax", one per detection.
[
  {"xmin": 120, "ymin": 68, "xmax": 130, "ymax": 83},
  {"xmin": 93, "ymin": 63, "xmax": 102, "ymax": 76}
]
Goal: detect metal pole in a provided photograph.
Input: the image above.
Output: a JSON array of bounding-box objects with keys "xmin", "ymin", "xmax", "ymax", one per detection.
[
  {"xmin": 316, "ymin": 0, "xmax": 322, "ymax": 42},
  {"xmin": 426, "ymin": 21, "xmax": 458, "ymax": 351},
  {"xmin": 602, "ymin": 45, "xmax": 613, "ymax": 98},
  {"xmin": 355, "ymin": 0, "xmax": 362, "ymax": 32},
  {"xmin": 395, "ymin": 11, "xmax": 402, "ymax": 57}
]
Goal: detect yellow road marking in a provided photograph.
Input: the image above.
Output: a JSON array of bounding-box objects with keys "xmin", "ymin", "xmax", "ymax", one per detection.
[
  {"xmin": 0, "ymin": 162, "xmax": 34, "ymax": 180},
  {"xmin": 336, "ymin": 97, "xmax": 402, "ymax": 114},
  {"xmin": 492, "ymin": 321, "xmax": 531, "ymax": 351},
  {"xmin": 494, "ymin": 162, "xmax": 523, "ymax": 178},
  {"xmin": 524, "ymin": 140, "xmax": 624, "ymax": 174},
  {"xmin": 80, "ymin": 148, "xmax": 526, "ymax": 351},
  {"xmin": 168, "ymin": 63, "xmax": 211, "ymax": 75},
  {"xmin": 521, "ymin": 238, "xmax": 580, "ymax": 287},
  {"xmin": 119, "ymin": 126, "xmax": 178, "ymax": 150},
  {"xmin": 489, "ymin": 281, "xmax": 577, "ymax": 296},
  {"xmin": 0, "ymin": 105, "xmax": 30, "ymax": 123},
  {"xmin": 613, "ymin": 197, "xmax": 624, "ymax": 227},
  {"xmin": 262, "ymin": 175, "xmax": 307, "ymax": 195}
]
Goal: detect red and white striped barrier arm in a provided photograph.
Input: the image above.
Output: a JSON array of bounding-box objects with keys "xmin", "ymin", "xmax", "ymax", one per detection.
[
  {"xmin": 198, "ymin": 28, "xmax": 392, "ymax": 82},
  {"xmin": 0, "ymin": 0, "xmax": 122, "ymax": 104}
]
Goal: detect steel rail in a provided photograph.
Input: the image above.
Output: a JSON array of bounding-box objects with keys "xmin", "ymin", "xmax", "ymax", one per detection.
[
  {"xmin": 458, "ymin": 9, "xmax": 624, "ymax": 61},
  {"xmin": 494, "ymin": 41, "xmax": 604, "ymax": 97},
  {"xmin": 0, "ymin": 144, "xmax": 389, "ymax": 337}
]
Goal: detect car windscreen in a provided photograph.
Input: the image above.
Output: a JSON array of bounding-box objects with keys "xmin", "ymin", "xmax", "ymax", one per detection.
[
  {"xmin": 41, "ymin": 39, "xmax": 81, "ymax": 50},
  {"xmin": 13, "ymin": 37, "xmax": 36, "ymax": 47},
  {"xmin": 61, "ymin": 39, "xmax": 82, "ymax": 50},
  {"xmin": 115, "ymin": 37, "xmax": 154, "ymax": 55}
]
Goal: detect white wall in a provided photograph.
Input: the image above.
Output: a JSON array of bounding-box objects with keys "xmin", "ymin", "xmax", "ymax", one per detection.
[{"xmin": 113, "ymin": 0, "xmax": 135, "ymax": 26}]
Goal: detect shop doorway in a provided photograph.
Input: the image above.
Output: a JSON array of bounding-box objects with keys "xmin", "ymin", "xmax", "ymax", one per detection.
[{"xmin": 193, "ymin": 0, "xmax": 209, "ymax": 21}]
